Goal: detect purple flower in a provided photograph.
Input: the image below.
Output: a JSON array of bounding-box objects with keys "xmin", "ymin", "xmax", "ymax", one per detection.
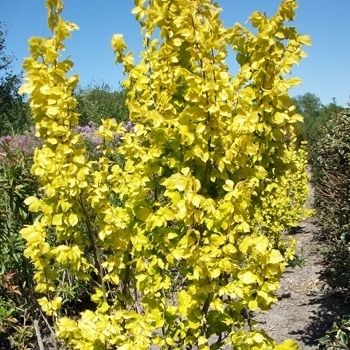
[
  {"xmin": 75, "ymin": 123, "xmax": 102, "ymax": 146},
  {"xmin": 124, "ymin": 121, "xmax": 134, "ymax": 133},
  {"xmin": 0, "ymin": 132, "xmax": 41, "ymax": 158},
  {"xmin": 0, "ymin": 131, "xmax": 41, "ymax": 166},
  {"xmin": 0, "ymin": 135, "xmax": 12, "ymax": 147}
]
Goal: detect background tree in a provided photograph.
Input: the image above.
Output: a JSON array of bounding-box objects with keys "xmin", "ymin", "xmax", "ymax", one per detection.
[
  {"xmin": 0, "ymin": 23, "xmax": 31, "ymax": 136},
  {"xmin": 75, "ymin": 83, "xmax": 128, "ymax": 125},
  {"xmin": 319, "ymin": 97, "xmax": 344, "ymax": 121},
  {"xmin": 293, "ymin": 92, "xmax": 343, "ymax": 146}
]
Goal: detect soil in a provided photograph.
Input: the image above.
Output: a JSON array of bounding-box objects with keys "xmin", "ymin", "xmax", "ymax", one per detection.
[{"xmin": 255, "ymin": 217, "xmax": 350, "ymax": 349}]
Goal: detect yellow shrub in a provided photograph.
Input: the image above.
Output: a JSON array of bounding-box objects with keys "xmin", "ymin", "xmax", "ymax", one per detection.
[{"xmin": 21, "ymin": 0, "xmax": 310, "ymax": 348}]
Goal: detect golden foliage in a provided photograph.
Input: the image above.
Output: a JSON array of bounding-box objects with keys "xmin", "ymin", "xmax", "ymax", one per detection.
[{"xmin": 21, "ymin": 0, "xmax": 310, "ymax": 348}]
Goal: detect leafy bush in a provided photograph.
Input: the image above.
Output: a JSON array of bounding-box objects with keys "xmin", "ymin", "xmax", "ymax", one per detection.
[
  {"xmin": 75, "ymin": 84, "xmax": 128, "ymax": 126},
  {"xmin": 20, "ymin": 0, "xmax": 310, "ymax": 348},
  {"xmin": 0, "ymin": 23, "xmax": 31, "ymax": 136},
  {"xmin": 311, "ymin": 109, "xmax": 350, "ymax": 349},
  {"xmin": 293, "ymin": 93, "xmax": 344, "ymax": 148},
  {"xmin": 0, "ymin": 132, "xmax": 39, "ymax": 347},
  {"xmin": 311, "ymin": 110, "xmax": 350, "ymax": 290},
  {"xmin": 0, "ymin": 133, "xmax": 39, "ymax": 278},
  {"xmin": 319, "ymin": 316, "xmax": 350, "ymax": 349}
]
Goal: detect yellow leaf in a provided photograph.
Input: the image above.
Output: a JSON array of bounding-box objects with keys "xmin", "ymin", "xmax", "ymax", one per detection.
[
  {"xmin": 298, "ymin": 35, "xmax": 311, "ymax": 45},
  {"xmin": 272, "ymin": 112, "xmax": 287, "ymax": 125},
  {"xmin": 52, "ymin": 214, "xmax": 63, "ymax": 226},
  {"xmin": 24, "ymin": 196, "xmax": 41, "ymax": 212},
  {"xmin": 51, "ymin": 296, "xmax": 63, "ymax": 311},
  {"xmin": 111, "ymin": 33, "xmax": 126, "ymax": 52},
  {"xmin": 251, "ymin": 332, "xmax": 265, "ymax": 343},
  {"xmin": 209, "ymin": 267, "xmax": 221, "ymax": 279},
  {"xmin": 248, "ymin": 299, "xmax": 259, "ymax": 310},
  {"xmin": 239, "ymin": 271, "xmax": 258, "ymax": 284},
  {"xmin": 173, "ymin": 37, "xmax": 182, "ymax": 47},
  {"xmin": 275, "ymin": 339, "xmax": 299, "ymax": 350},
  {"xmin": 223, "ymin": 179, "xmax": 234, "ymax": 192},
  {"xmin": 46, "ymin": 106, "xmax": 59, "ymax": 116},
  {"xmin": 68, "ymin": 213, "xmax": 78, "ymax": 226},
  {"xmin": 135, "ymin": 206, "xmax": 151, "ymax": 221},
  {"xmin": 239, "ymin": 237, "xmax": 253, "ymax": 254},
  {"xmin": 236, "ymin": 222, "xmax": 250, "ymax": 233},
  {"xmin": 178, "ymin": 290, "xmax": 191, "ymax": 316},
  {"xmin": 268, "ymin": 249, "xmax": 284, "ymax": 264}
]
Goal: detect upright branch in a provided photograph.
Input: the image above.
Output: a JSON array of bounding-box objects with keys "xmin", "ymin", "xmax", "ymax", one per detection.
[{"xmin": 21, "ymin": 0, "xmax": 310, "ymax": 349}]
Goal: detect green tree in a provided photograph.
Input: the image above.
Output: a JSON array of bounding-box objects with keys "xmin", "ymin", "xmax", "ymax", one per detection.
[
  {"xmin": 320, "ymin": 97, "xmax": 344, "ymax": 122},
  {"xmin": 293, "ymin": 93, "xmax": 344, "ymax": 145},
  {"xmin": 75, "ymin": 83, "xmax": 128, "ymax": 125},
  {"xmin": 0, "ymin": 23, "xmax": 12, "ymax": 72},
  {"xmin": 0, "ymin": 23, "xmax": 31, "ymax": 135},
  {"xmin": 293, "ymin": 92, "xmax": 322, "ymax": 142}
]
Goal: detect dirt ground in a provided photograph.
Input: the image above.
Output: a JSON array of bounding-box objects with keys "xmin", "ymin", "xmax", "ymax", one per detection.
[{"xmin": 256, "ymin": 217, "xmax": 350, "ymax": 349}]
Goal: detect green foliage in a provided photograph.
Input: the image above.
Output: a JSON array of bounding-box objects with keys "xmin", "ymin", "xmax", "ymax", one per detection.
[
  {"xmin": 311, "ymin": 110, "xmax": 350, "ymax": 290},
  {"xmin": 75, "ymin": 83, "xmax": 128, "ymax": 125},
  {"xmin": 0, "ymin": 23, "xmax": 31, "ymax": 135},
  {"xmin": 0, "ymin": 141, "xmax": 37, "ymax": 347},
  {"xmin": 0, "ymin": 141, "xmax": 37, "ymax": 282},
  {"xmin": 293, "ymin": 93, "xmax": 322, "ymax": 142},
  {"xmin": 312, "ymin": 109, "xmax": 349, "ymax": 350},
  {"xmin": 0, "ymin": 294, "xmax": 17, "ymax": 329},
  {"xmin": 0, "ymin": 22, "xmax": 12, "ymax": 71},
  {"xmin": 0, "ymin": 73, "xmax": 31, "ymax": 135},
  {"xmin": 293, "ymin": 93, "xmax": 344, "ymax": 146},
  {"xmin": 319, "ymin": 316, "xmax": 350, "ymax": 349}
]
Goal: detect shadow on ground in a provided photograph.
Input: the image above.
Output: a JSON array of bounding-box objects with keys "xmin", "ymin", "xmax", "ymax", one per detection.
[
  {"xmin": 289, "ymin": 221, "xmax": 350, "ymax": 347},
  {"xmin": 290, "ymin": 290, "xmax": 350, "ymax": 347}
]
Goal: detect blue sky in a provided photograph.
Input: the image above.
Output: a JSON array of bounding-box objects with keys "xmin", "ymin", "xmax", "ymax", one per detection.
[{"xmin": 2, "ymin": 0, "xmax": 350, "ymax": 106}]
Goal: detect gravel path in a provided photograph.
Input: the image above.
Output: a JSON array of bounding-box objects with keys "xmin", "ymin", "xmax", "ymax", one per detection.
[{"xmin": 255, "ymin": 217, "xmax": 350, "ymax": 349}]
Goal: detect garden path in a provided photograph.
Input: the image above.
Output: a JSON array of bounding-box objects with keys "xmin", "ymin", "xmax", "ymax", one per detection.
[{"xmin": 256, "ymin": 216, "xmax": 350, "ymax": 349}]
